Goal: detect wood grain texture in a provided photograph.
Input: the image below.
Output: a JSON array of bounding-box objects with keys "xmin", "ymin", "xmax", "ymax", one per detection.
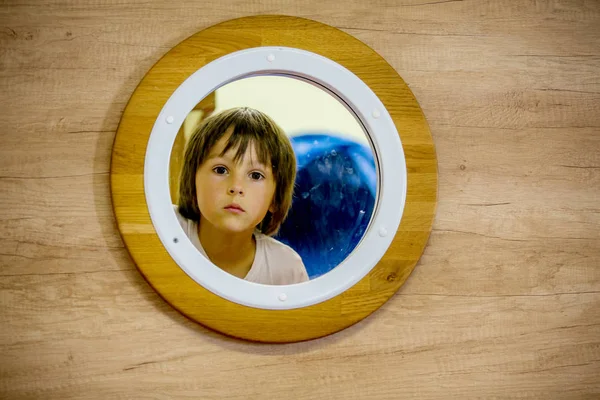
[
  {"xmin": 1, "ymin": 0, "xmax": 599, "ymax": 398},
  {"xmin": 110, "ymin": 14, "xmax": 437, "ymax": 342}
]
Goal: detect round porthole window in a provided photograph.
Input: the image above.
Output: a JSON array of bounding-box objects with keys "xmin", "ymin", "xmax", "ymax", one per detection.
[
  {"xmin": 111, "ymin": 15, "xmax": 437, "ymax": 342},
  {"xmin": 145, "ymin": 46, "xmax": 406, "ymax": 310}
]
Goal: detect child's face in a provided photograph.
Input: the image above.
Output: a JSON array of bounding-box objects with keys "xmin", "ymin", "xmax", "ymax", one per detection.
[{"xmin": 195, "ymin": 132, "xmax": 276, "ymax": 236}]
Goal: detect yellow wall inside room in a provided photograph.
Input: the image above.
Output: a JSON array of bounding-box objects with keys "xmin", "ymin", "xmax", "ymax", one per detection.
[
  {"xmin": 1, "ymin": 1, "xmax": 599, "ymax": 399},
  {"xmin": 213, "ymin": 76, "xmax": 368, "ymax": 142}
]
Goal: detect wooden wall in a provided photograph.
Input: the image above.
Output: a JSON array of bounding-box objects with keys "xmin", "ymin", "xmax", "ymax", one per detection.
[{"xmin": 1, "ymin": 1, "xmax": 599, "ymax": 398}]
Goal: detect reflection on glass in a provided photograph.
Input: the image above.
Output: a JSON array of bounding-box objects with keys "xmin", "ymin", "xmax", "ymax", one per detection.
[{"xmin": 169, "ymin": 75, "xmax": 377, "ymax": 283}]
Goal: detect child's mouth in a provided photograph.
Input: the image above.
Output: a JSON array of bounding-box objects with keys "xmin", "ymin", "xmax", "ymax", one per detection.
[{"xmin": 224, "ymin": 204, "xmax": 245, "ymax": 214}]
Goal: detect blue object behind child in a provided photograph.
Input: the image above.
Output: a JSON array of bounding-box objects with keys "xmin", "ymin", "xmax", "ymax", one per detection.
[{"xmin": 275, "ymin": 133, "xmax": 377, "ymax": 279}]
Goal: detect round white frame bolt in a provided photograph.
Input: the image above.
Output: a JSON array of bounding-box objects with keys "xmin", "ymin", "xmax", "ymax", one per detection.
[
  {"xmin": 379, "ymin": 227, "xmax": 388, "ymax": 237},
  {"xmin": 372, "ymin": 109, "xmax": 381, "ymax": 119},
  {"xmin": 267, "ymin": 54, "xmax": 275, "ymax": 62},
  {"xmin": 278, "ymin": 293, "xmax": 287, "ymax": 302},
  {"xmin": 166, "ymin": 116, "xmax": 174, "ymax": 124}
]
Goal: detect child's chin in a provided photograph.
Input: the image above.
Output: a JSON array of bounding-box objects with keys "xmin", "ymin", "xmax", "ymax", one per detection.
[{"xmin": 218, "ymin": 222, "xmax": 253, "ymax": 235}]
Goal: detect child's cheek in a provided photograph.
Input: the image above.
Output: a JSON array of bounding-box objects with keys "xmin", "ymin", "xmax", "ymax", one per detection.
[{"xmin": 208, "ymin": 174, "xmax": 225, "ymax": 186}]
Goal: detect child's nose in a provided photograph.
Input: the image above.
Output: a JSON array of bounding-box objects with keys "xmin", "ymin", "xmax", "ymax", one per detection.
[
  {"xmin": 228, "ymin": 183, "xmax": 244, "ymax": 195},
  {"xmin": 228, "ymin": 173, "xmax": 244, "ymax": 195}
]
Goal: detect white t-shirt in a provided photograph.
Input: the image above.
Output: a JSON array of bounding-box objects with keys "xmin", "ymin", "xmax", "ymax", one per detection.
[{"xmin": 174, "ymin": 206, "xmax": 309, "ymax": 285}]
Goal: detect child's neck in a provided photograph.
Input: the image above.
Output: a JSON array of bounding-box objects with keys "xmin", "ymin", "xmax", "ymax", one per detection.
[{"xmin": 197, "ymin": 219, "xmax": 256, "ymax": 279}]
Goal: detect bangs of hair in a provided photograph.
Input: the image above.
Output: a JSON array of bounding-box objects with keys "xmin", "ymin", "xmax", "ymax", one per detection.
[{"xmin": 219, "ymin": 125, "xmax": 272, "ymax": 167}]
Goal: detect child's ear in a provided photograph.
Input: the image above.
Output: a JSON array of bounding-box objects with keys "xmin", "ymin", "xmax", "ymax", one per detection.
[{"xmin": 268, "ymin": 203, "xmax": 276, "ymax": 214}]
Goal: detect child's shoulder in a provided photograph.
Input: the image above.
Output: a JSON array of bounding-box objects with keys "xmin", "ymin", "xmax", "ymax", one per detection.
[
  {"xmin": 173, "ymin": 204, "xmax": 192, "ymax": 232},
  {"xmin": 255, "ymin": 233, "xmax": 301, "ymax": 260},
  {"xmin": 255, "ymin": 233, "xmax": 308, "ymax": 283}
]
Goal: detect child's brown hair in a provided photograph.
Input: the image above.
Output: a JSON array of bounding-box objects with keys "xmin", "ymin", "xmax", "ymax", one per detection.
[{"xmin": 177, "ymin": 107, "xmax": 296, "ymax": 236}]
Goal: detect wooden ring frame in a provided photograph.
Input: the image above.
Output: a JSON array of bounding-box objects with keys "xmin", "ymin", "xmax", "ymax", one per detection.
[{"xmin": 110, "ymin": 15, "xmax": 437, "ymax": 343}]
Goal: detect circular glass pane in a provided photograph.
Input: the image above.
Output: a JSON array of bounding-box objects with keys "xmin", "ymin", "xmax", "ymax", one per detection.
[{"xmin": 168, "ymin": 75, "xmax": 378, "ymax": 283}]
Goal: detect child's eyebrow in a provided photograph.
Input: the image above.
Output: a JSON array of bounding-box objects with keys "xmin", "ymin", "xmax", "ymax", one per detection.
[
  {"xmin": 245, "ymin": 159, "xmax": 269, "ymax": 169},
  {"xmin": 206, "ymin": 152, "xmax": 270, "ymax": 169}
]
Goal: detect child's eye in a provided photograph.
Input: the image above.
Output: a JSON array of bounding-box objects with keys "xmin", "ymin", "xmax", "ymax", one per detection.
[
  {"xmin": 249, "ymin": 171, "xmax": 265, "ymax": 181},
  {"xmin": 213, "ymin": 166, "xmax": 228, "ymax": 175}
]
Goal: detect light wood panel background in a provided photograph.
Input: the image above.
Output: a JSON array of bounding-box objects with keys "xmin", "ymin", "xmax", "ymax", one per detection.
[{"xmin": 1, "ymin": 1, "xmax": 598, "ymax": 399}]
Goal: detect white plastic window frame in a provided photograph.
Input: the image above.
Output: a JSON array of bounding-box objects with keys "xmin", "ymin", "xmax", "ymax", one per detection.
[{"xmin": 144, "ymin": 46, "xmax": 406, "ymax": 310}]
